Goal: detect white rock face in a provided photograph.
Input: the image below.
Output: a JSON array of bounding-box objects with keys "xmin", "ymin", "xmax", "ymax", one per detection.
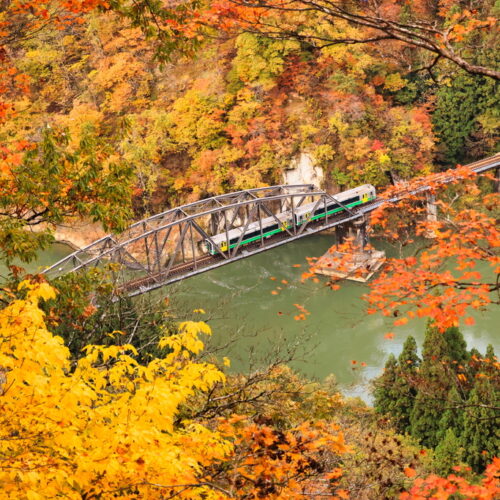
[{"xmin": 283, "ymin": 153, "xmax": 324, "ymax": 188}]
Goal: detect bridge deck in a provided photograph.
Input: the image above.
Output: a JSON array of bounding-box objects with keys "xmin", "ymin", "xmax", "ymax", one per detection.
[{"xmin": 44, "ymin": 154, "xmax": 500, "ymax": 296}]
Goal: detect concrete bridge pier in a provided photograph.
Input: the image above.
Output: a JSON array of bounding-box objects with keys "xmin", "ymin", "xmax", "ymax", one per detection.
[
  {"xmin": 352, "ymin": 217, "xmax": 369, "ymax": 250},
  {"xmin": 334, "ymin": 224, "xmax": 349, "ymax": 247},
  {"xmin": 426, "ymin": 193, "xmax": 438, "ymax": 223},
  {"xmin": 316, "ymin": 217, "xmax": 386, "ymax": 282},
  {"xmin": 423, "ymin": 193, "xmax": 439, "ymax": 238},
  {"xmin": 334, "ymin": 217, "xmax": 369, "ymax": 250}
]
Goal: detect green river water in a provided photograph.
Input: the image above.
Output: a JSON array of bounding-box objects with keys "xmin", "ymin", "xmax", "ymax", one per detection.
[{"xmin": 4, "ymin": 237, "xmax": 499, "ymax": 400}]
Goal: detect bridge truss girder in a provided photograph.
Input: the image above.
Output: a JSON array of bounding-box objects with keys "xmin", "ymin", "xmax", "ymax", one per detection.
[
  {"xmin": 45, "ymin": 187, "xmax": 365, "ymax": 296},
  {"xmin": 44, "ymin": 185, "xmax": 313, "ymax": 274},
  {"xmin": 43, "ymin": 154, "xmax": 500, "ymax": 297}
]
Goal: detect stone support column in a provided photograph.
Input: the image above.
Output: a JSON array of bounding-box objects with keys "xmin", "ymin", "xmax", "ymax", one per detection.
[
  {"xmin": 352, "ymin": 217, "xmax": 368, "ymax": 250},
  {"xmin": 316, "ymin": 215, "xmax": 385, "ymax": 282},
  {"xmin": 335, "ymin": 224, "xmax": 349, "ymax": 246},
  {"xmin": 336, "ymin": 217, "xmax": 368, "ymax": 250},
  {"xmin": 426, "ymin": 193, "xmax": 438, "ymax": 223}
]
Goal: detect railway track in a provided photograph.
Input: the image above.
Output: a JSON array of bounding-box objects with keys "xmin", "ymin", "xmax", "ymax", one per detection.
[
  {"xmin": 46, "ymin": 154, "xmax": 500, "ymax": 296},
  {"xmin": 119, "ymin": 254, "xmax": 219, "ymax": 293},
  {"xmin": 118, "ymin": 202, "xmax": 372, "ymax": 295}
]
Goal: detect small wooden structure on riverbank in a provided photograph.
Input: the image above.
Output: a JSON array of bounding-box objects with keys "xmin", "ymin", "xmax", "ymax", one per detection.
[
  {"xmin": 315, "ymin": 216, "xmax": 386, "ymax": 283},
  {"xmin": 314, "ymin": 247, "xmax": 386, "ymax": 283}
]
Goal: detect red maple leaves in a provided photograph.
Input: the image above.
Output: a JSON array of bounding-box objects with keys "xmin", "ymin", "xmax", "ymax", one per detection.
[{"xmin": 366, "ymin": 167, "xmax": 499, "ymax": 331}]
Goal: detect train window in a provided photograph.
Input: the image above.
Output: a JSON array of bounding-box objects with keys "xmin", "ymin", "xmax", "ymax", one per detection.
[
  {"xmin": 324, "ymin": 203, "xmax": 340, "ymax": 213},
  {"xmin": 314, "ymin": 204, "xmax": 331, "ymax": 216},
  {"xmin": 245, "ymin": 230, "xmax": 260, "ymax": 240}
]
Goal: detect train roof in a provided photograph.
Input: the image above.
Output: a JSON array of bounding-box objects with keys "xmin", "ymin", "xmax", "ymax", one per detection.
[
  {"xmin": 208, "ymin": 184, "xmax": 376, "ymax": 245},
  {"xmin": 210, "ymin": 212, "xmax": 290, "ymax": 245},
  {"xmin": 293, "ymin": 184, "xmax": 375, "ymax": 215}
]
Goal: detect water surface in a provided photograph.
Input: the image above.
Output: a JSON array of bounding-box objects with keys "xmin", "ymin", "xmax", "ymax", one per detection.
[
  {"xmin": 168, "ymin": 235, "xmax": 499, "ymax": 399},
  {"xmin": 6, "ymin": 237, "xmax": 498, "ymax": 400}
]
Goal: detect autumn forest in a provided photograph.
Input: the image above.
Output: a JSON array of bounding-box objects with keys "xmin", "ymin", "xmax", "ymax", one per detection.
[{"xmin": 0, "ymin": 0, "xmax": 499, "ymax": 498}]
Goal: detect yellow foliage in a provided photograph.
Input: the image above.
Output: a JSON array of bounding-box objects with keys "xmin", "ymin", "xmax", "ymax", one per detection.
[
  {"xmin": 0, "ymin": 283, "xmax": 231, "ymax": 499},
  {"xmin": 62, "ymin": 102, "xmax": 104, "ymax": 140},
  {"xmin": 167, "ymin": 89, "xmax": 226, "ymax": 149},
  {"xmin": 384, "ymin": 73, "xmax": 406, "ymax": 92},
  {"xmin": 233, "ymin": 33, "xmax": 299, "ymax": 89}
]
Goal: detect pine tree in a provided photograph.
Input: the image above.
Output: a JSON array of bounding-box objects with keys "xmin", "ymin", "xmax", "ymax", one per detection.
[
  {"xmin": 432, "ymin": 72, "xmax": 499, "ymax": 165},
  {"xmin": 483, "ymin": 344, "xmax": 498, "ymax": 378},
  {"xmin": 485, "ymin": 344, "xmax": 496, "ymax": 361},
  {"xmin": 468, "ymin": 347, "xmax": 483, "ymax": 380},
  {"xmin": 399, "ymin": 335, "xmax": 421, "ymax": 369},
  {"xmin": 433, "ymin": 428, "xmax": 464, "ymax": 476},
  {"xmin": 461, "ymin": 377, "xmax": 500, "ymax": 472},
  {"xmin": 374, "ymin": 337, "xmax": 421, "ymax": 434},
  {"xmin": 410, "ymin": 391, "xmax": 447, "ymax": 448},
  {"xmin": 443, "ymin": 326, "xmax": 469, "ymax": 365},
  {"xmin": 420, "ymin": 323, "xmax": 450, "ymax": 372},
  {"xmin": 470, "ymin": 348, "xmax": 482, "ymax": 359},
  {"xmin": 390, "ymin": 336, "xmax": 420, "ymax": 434},
  {"xmin": 410, "ymin": 324, "xmax": 449, "ymax": 447},
  {"xmin": 437, "ymin": 386, "xmax": 464, "ymax": 443},
  {"xmin": 374, "ymin": 354, "xmax": 398, "ymax": 418}
]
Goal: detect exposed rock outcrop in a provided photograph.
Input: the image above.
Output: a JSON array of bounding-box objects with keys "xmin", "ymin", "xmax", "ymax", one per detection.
[{"xmin": 283, "ymin": 153, "xmax": 324, "ymax": 188}]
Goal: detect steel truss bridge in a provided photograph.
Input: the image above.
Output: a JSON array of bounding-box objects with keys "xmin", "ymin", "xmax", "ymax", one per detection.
[{"xmin": 44, "ymin": 155, "xmax": 500, "ymax": 296}]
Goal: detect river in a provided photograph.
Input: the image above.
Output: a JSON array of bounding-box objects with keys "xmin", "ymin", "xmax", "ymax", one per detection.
[{"xmin": 4, "ymin": 237, "xmax": 498, "ymax": 400}]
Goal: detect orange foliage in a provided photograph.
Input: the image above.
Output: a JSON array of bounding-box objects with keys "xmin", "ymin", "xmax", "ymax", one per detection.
[
  {"xmin": 366, "ymin": 168, "xmax": 499, "ymax": 331},
  {"xmin": 218, "ymin": 416, "xmax": 349, "ymax": 498},
  {"xmin": 401, "ymin": 458, "xmax": 500, "ymax": 500},
  {"xmin": 0, "ymin": 0, "xmax": 108, "ymax": 184}
]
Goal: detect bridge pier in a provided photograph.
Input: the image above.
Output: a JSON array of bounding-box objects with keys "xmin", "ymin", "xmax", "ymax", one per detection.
[
  {"xmin": 422, "ymin": 193, "xmax": 439, "ymax": 238},
  {"xmin": 315, "ymin": 217, "xmax": 386, "ymax": 283},
  {"xmin": 426, "ymin": 193, "xmax": 438, "ymax": 223}
]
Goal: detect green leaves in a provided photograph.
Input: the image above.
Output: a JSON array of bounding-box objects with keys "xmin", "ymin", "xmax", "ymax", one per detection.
[
  {"xmin": 374, "ymin": 325, "xmax": 499, "ymax": 473},
  {"xmin": 433, "ymin": 72, "xmax": 499, "ymax": 165},
  {"xmin": 0, "ymin": 125, "xmax": 133, "ymax": 263}
]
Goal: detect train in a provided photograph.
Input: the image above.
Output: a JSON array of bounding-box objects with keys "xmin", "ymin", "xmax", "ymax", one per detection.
[{"xmin": 204, "ymin": 184, "xmax": 376, "ymax": 255}]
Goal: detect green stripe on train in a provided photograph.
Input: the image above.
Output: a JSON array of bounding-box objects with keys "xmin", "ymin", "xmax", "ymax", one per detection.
[{"xmin": 225, "ymin": 198, "xmax": 370, "ymax": 250}]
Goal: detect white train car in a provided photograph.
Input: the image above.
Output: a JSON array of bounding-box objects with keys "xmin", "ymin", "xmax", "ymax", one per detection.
[{"xmin": 205, "ymin": 184, "xmax": 376, "ymax": 255}]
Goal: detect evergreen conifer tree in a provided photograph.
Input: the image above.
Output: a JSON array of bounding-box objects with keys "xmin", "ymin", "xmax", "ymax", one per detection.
[
  {"xmin": 485, "ymin": 344, "xmax": 496, "ymax": 361},
  {"xmin": 443, "ymin": 326, "xmax": 469, "ymax": 365},
  {"xmin": 468, "ymin": 347, "xmax": 483, "ymax": 380},
  {"xmin": 432, "ymin": 72, "xmax": 498, "ymax": 164},
  {"xmin": 389, "ymin": 336, "xmax": 420, "ymax": 434},
  {"xmin": 470, "ymin": 348, "xmax": 482, "ymax": 359},
  {"xmin": 420, "ymin": 323, "xmax": 451, "ymax": 378},
  {"xmin": 399, "ymin": 336, "xmax": 421, "ymax": 369},
  {"xmin": 461, "ymin": 377, "xmax": 500, "ymax": 472},
  {"xmin": 410, "ymin": 391, "xmax": 446, "ymax": 448},
  {"xmin": 410, "ymin": 324, "xmax": 449, "ymax": 447},
  {"xmin": 483, "ymin": 344, "xmax": 498, "ymax": 378},
  {"xmin": 433, "ymin": 428, "xmax": 464, "ymax": 476},
  {"xmin": 437, "ymin": 386, "xmax": 464, "ymax": 443},
  {"xmin": 374, "ymin": 354, "xmax": 398, "ymax": 418}
]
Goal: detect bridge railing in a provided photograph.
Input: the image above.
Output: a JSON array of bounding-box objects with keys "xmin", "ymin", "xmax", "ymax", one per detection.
[
  {"xmin": 44, "ymin": 184, "xmax": 316, "ymax": 277},
  {"xmin": 43, "ymin": 153, "xmax": 500, "ymax": 294}
]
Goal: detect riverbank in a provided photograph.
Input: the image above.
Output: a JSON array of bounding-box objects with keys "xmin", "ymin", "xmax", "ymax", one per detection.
[
  {"xmin": 8, "ymin": 235, "xmax": 499, "ymax": 402},
  {"xmin": 35, "ymin": 219, "xmax": 108, "ymax": 251}
]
